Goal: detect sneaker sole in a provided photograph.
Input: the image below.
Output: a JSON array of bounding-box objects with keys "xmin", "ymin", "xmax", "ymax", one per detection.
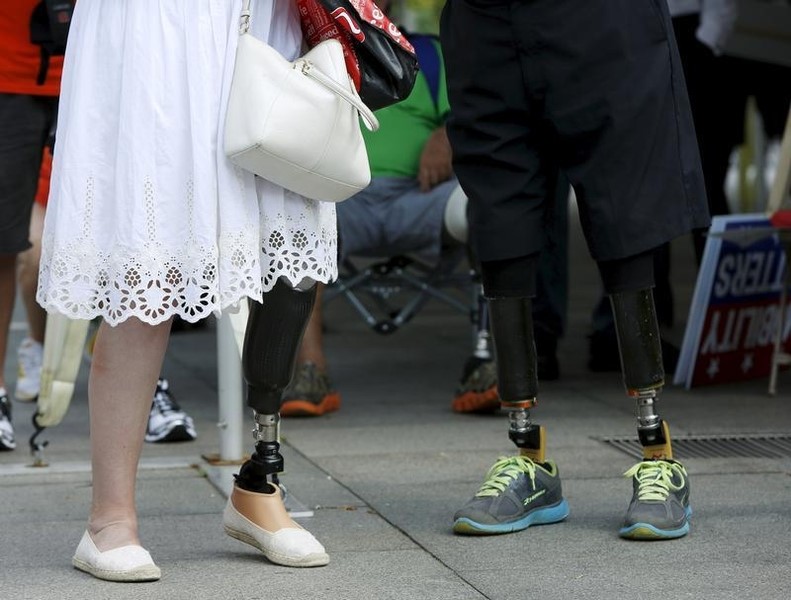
[
  {"xmin": 451, "ymin": 386, "xmax": 499, "ymax": 414},
  {"xmin": 453, "ymin": 498, "xmax": 570, "ymax": 535},
  {"xmin": 145, "ymin": 425, "xmax": 196, "ymax": 443},
  {"xmin": 281, "ymin": 392, "xmax": 341, "ymax": 417},
  {"xmin": 619, "ymin": 506, "xmax": 692, "ymax": 540}
]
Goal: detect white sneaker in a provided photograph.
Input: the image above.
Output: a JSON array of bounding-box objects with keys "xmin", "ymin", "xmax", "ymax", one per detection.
[
  {"xmin": 145, "ymin": 378, "xmax": 197, "ymax": 443},
  {"xmin": 0, "ymin": 391, "xmax": 16, "ymax": 451},
  {"xmin": 16, "ymin": 337, "xmax": 43, "ymax": 402}
]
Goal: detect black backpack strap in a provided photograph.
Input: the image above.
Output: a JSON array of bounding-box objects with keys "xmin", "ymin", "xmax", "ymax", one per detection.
[
  {"xmin": 36, "ymin": 46, "xmax": 51, "ymax": 86},
  {"xmin": 29, "ymin": 0, "xmax": 73, "ymax": 85}
]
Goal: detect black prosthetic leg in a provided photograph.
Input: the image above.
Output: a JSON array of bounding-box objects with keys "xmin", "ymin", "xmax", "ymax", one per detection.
[
  {"xmin": 480, "ymin": 253, "xmax": 546, "ymax": 462},
  {"xmin": 234, "ymin": 279, "xmax": 317, "ymax": 493},
  {"xmin": 451, "ymin": 254, "xmax": 573, "ymax": 536},
  {"xmin": 600, "ymin": 249, "xmax": 673, "ymax": 460},
  {"xmin": 609, "ymin": 288, "xmax": 673, "ymax": 459},
  {"xmin": 488, "ymin": 296, "xmax": 545, "ymax": 462}
]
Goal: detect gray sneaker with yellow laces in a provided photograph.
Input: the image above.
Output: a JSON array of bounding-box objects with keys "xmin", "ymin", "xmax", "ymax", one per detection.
[
  {"xmin": 453, "ymin": 455, "xmax": 569, "ymax": 535},
  {"xmin": 619, "ymin": 459, "xmax": 691, "ymax": 540}
]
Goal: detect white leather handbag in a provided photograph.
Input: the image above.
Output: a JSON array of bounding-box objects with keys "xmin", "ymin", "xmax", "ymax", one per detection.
[{"xmin": 224, "ymin": 0, "xmax": 379, "ymax": 202}]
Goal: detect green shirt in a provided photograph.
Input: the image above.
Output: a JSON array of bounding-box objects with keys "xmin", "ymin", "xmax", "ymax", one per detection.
[{"xmin": 362, "ymin": 38, "xmax": 450, "ymax": 179}]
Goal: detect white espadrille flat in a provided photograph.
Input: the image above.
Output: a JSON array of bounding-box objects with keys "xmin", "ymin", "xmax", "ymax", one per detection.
[
  {"xmin": 223, "ymin": 484, "xmax": 329, "ymax": 568},
  {"xmin": 72, "ymin": 531, "xmax": 161, "ymax": 582}
]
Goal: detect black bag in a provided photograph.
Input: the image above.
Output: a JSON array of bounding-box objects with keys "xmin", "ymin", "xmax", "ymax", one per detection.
[
  {"xmin": 29, "ymin": 0, "xmax": 74, "ymax": 84},
  {"xmin": 297, "ymin": 0, "xmax": 419, "ymax": 111}
]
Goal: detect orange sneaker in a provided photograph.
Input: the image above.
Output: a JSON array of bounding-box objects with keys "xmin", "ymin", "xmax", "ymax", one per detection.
[
  {"xmin": 281, "ymin": 363, "xmax": 341, "ymax": 417},
  {"xmin": 452, "ymin": 357, "xmax": 500, "ymax": 414}
]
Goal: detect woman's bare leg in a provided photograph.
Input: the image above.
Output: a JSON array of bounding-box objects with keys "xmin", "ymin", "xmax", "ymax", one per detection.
[{"xmin": 87, "ymin": 317, "xmax": 171, "ymax": 551}]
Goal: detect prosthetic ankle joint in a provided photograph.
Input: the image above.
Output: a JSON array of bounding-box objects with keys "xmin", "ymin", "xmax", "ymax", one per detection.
[
  {"xmin": 503, "ymin": 399, "xmax": 545, "ymax": 464},
  {"xmin": 236, "ymin": 390, "xmax": 286, "ymax": 494}
]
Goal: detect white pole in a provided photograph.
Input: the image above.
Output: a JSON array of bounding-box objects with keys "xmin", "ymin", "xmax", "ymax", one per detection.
[{"xmin": 216, "ymin": 313, "xmax": 245, "ymax": 462}]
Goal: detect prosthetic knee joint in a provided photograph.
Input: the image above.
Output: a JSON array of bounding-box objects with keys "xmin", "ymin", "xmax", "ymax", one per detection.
[
  {"xmin": 610, "ymin": 288, "xmax": 673, "ymax": 460},
  {"xmin": 234, "ymin": 279, "xmax": 317, "ymax": 493},
  {"xmin": 488, "ymin": 296, "xmax": 546, "ymax": 463}
]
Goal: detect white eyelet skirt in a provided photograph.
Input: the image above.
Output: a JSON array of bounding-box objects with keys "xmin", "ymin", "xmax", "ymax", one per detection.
[{"xmin": 37, "ymin": 0, "xmax": 337, "ymax": 326}]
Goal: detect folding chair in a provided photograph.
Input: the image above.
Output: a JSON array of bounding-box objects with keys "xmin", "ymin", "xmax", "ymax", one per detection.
[{"xmin": 323, "ymin": 244, "xmax": 486, "ymax": 341}]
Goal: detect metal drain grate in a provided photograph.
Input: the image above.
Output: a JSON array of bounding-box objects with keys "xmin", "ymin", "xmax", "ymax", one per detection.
[{"xmin": 598, "ymin": 434, "xmax": 791, "ymax": 459}]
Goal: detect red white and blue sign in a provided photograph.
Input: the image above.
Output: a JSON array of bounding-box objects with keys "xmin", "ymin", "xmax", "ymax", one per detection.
[{"xmin": 674, "ymin": 214, "xmax": 791, "ymax": 388}]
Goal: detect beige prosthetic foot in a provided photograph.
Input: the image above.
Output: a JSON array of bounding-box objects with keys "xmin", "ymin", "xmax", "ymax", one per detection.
[{"xmin": 223, "ymin": 484, "xmax": 329, "ymax": 567}]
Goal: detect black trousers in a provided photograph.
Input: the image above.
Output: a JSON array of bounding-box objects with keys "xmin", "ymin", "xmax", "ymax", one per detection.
[{"xmin": 440, "ymin": 0, "xmax": 710, "ymax": 264}]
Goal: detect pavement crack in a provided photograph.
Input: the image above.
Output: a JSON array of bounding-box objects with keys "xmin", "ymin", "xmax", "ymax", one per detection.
[{"xmin": 283, "ymin": 441, "xmax": 493, "ymax": 599}]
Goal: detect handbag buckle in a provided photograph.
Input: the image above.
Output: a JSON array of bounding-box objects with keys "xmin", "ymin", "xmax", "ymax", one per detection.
[{"xmin": 296, "ymin": 60, "xmax": 312, "ymax": 75}]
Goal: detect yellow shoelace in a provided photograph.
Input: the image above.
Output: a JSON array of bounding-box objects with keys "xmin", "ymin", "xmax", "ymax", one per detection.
[
  {"xmin": 624, "ymin": 460, "xmax": 686, "ymax": 501},
  {"xmin": 476, "ymin": 455, "xmax": 537, "ymax": 497}
]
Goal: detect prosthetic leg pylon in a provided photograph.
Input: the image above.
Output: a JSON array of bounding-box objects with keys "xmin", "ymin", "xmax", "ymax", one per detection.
[
  {"xmin": 488, "ymin": 296, "xmax": 546, "ymax": 463},
  {"xmin": 234, "ymin": 279, "xmax": 317, "ymax": 493},
  {"xmin": 609, "ymin": 288, "xmax": 673, "ymax": 460}
]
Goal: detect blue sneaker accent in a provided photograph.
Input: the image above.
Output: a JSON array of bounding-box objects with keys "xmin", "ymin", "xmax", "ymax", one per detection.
[
  {"xmin": 454, "ymin": 498, "xmax": 569, "ymax": 534},
  {"xmin": 619, "ymin": 506, "xmax": 692, "ymax": 539}
]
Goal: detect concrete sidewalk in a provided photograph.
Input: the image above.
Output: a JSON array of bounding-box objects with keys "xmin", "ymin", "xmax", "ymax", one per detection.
[{"xmin": 2, "ymin": 215, "xmax": 791, "ymax": 600}]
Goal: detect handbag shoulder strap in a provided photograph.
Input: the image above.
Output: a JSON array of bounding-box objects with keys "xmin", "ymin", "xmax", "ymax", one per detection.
[
  {"xmin": 298, "ymin": 57, "xmax": 379, "ymax": 132},
  {"xmin": 240, "ymin": 0, "xmax": 252, "ymax": 34}
]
